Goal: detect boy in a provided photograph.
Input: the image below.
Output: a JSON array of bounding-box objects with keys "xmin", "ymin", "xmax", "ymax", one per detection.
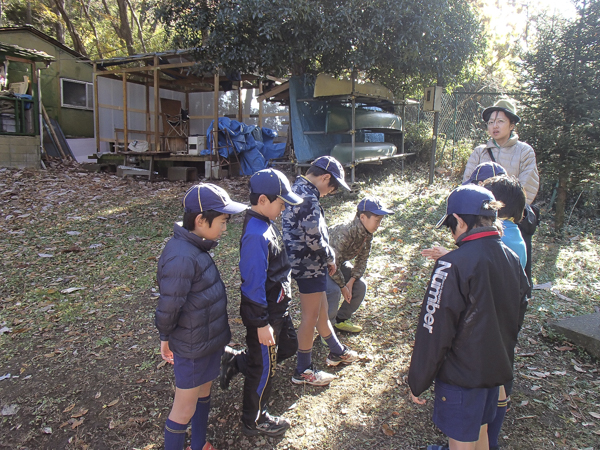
[
  {"xmin": 326, "ymin": 196, "xmax": 394, "ymax": 333},
  {"xmin": 282, "ymin": 156, "xmax": 358, "ymax": 386},
  {"xmin": 155, "ymin": 183, "xmax": 246, "ymax": 450},
  {"xmin": 408, "ymin": 184, "xmax": 529, "ymax": 450},
  {"xmin": 219, "ymin": 169, "xmax": 302, "ymax": 437}
]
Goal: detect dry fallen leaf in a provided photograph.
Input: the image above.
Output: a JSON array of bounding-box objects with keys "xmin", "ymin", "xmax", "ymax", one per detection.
[
  {"xmin": 589, "ymin": 412, "xmax": 600, "ymax": 419},
  {"xmin": 573, "ymin": 365, "xmax": 586, "ymax": 373},
  {"xmin": 157, "ymin": 360, "xmax": 167, "ymax": 369},
  {"xmin": 71, "ymin": 418, "xmax": 84, "ymax": 429},
  {"xmin": 381, "ymin": 423, "xmax": 395, "ymax": 436},
  {"xmin": 555, "ymin": 346, "xmax": 573, "ymax": 352},
  {"xmin": 531, "ymin": 385, "xmax": 541, "ymax": 391},
  {"xmin": 95, "ymin": 392, "xmax": 101, "ymax": 399},
  {"xmin": 71, "ymin": 409, "xmax": 88, "ymax": 418},
  {"xmin": 104, "ymin": 399, "xmax": 119, "ymax": 408},
  {"xmin": 63, "ymin": 404, "xmax": 75, "ymax": 413}
]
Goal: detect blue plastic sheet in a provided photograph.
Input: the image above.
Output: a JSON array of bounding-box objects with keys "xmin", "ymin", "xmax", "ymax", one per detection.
[{"xmin": 204, "ymin": 118, "xmax": 286, "ymax": 175}]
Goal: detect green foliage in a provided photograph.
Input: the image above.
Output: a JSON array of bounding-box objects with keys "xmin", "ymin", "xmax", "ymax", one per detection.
[
  {"xmin": 403, "ymin": 122, "xmax": 433, "ymax": 162},
  {"xmin": 518, "ymin": 0, "xmax": 600, "ymax": 229},
  {"xmin": 156, "ymin": 0, "xmax": 486, "ymax": 96}
]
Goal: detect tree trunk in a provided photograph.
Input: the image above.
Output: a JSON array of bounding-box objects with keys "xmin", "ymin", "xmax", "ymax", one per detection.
[
  {"xmin": 555, "ymin": 169, "xmax": 568, "ymax": 231},
  {"xmin": 125, "ymin": 0, "xmax": 147, "ymax": 53},
  {"xmin": 115, "ymin": 0, "xmax": 136, "ymax": 55},
  {"xmin": 52, "ymin": 0, "xmax": 88, "ymax": 56},
  {"xmin": 78, "ymin": 0, "xmax": 103, "ymax": 59},
  {"xmin": 50, "ymin": 2, "xmax": 65, "ymax": 43}
]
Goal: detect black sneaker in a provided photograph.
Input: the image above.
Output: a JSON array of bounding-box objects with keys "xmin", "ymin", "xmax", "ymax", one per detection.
[
  {"xmin": 241, "ymin": 413, "xmax": 291, "ymax": 437},
  {"xmin": 219, "ymin": 346, "xmax": 240, "ymax": 390}
]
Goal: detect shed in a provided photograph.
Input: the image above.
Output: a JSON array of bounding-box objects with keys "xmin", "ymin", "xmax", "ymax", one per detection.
[
  {"xmin": 0, "ymin": 42, "xmax": 54, "ymax": 168},
  {"xmin": 0, "ymin": 26, "xmax": 94, "ymax": 143},
  {"xmin": 93, "ymin": 50, "xmax": 288, "ymax": 179}
]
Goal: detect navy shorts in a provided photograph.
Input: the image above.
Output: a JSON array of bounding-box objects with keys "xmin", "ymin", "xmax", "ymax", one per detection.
[
  {"xmin": 173, "ymin": 349, "xmax": 223, "ymax": 389},
  {"xmin": 295, "ymin": 275, "xmax": 327, "ymax": 294},
  {"xmin": 432, "ymin": 378, "xmax": 499, "ymax": 442}
]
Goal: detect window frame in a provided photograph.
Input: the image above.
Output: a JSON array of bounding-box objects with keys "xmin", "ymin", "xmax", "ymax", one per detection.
[{"xmin": 60, "ymin": 78, "xmax": 93, "ymax": 111}]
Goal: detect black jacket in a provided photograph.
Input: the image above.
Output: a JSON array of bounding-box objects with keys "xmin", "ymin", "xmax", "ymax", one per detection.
[
  {"xmin": 408, "ymin": 227, "xmax": 529, "ymax": 396},
  {"xmin": 155, "ymin": 223, "xmax": 231, "ymax": 359},
  {"xmin": 239, "ymin": 209, "xmax": 292, "ymax": 328}
]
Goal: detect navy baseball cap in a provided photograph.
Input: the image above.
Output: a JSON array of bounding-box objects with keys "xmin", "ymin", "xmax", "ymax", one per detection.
[
  {"xmin": 436, "ymin": 184, "xmax": 497, "ymax": 228},
  {"xmin": 249, "ymin": 168, "xmax": 302, "ymax": 205},
  {"xmin": 357, "ymin": 196, "xmax": 394, "ymax": 215},
  {"xmin": 463, "ymin": 162, "xmax": 507, "ymax": 185},
  {"xmin": 312, "ymin": 156, "xmax": 351, "ymax": 191},
  {"xmin": 183, "ymin": 183, "xmax": 246, "ymax": 214}
]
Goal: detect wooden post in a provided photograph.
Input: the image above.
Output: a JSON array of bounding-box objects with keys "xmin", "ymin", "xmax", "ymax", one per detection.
[
  {"xmin": 122, "ymin": 72, "xmax": 128, "ymax": 151},
  {"xmin": 153, "ymin": 56, "xmax": 160, "ymax": 151},
  {"xmin": 238, "ymin": 82, "xmax": 243, "ymax": 122},
  {"xmin": 93, "ymin": 63, "xmax": 100, "ymax": 154},
  {"xmin": 41, "ymin": 103, "xmax": 67, "ymax": 160},
  {"xmin": 213, "ymin": 71, "xmax": 219, "ymax": 179},
  {"xmin": 258, "ymin": 80, "xmax": 263, "ymax": 128},
  {"xmin": 145, "ymin": 78, "xmax": 150, "ymax": 148}
]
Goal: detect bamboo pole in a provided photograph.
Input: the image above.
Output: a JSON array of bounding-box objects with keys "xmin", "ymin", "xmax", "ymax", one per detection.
[{"xmin": 213, "ymin": 72, "xmax": 219, "ymax": 178}]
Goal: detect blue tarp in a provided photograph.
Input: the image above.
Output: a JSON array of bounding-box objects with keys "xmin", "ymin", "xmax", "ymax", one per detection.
[{"xmin": 204, "ymin": 118, "xmax": 286, "ymax": 175}]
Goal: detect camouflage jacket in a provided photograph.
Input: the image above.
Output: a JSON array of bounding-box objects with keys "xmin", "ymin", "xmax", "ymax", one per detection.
[
  {"xmin": 282, "ymin": 176, "xmax": 335, "ymax": 280},
  {"xmin": 329, "ymin": 215, "xmax": 373, "ymax": 287}
]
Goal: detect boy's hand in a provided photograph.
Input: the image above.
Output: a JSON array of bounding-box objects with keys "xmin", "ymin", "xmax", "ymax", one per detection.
[
  {"xmin": 160, "ymin": 340, "xmax": 174, "ymax": 365},
  {"xmin": 411, "ymin": 393, "xmax": 426, "ymax": 405},
  {"xmin": 257, "ymin": 325, "xmax": 275, "ymax": 346},
  {"xmin": 421, "ymin": 246, "xmax": 449, "ymax": 261},
  {"xmin": 327, "ymin": 263, "xmax": 337, "ymax": 276},
  {"xmin": 341, "ymin": 277, "xmax": 355, "ymax": 302}
]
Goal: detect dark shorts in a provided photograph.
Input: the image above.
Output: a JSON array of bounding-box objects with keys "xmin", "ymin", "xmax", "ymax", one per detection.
[
  {"xmin": 295, "ymin": 275, "xmax": 327, "ymax": 294},
  {"xmin": 173, "ymin": 349, "xmax": 223, "ymax": 389},
  {"xmin": 432, "ymin": 378, "xmax": 499, "ymax": 443}
]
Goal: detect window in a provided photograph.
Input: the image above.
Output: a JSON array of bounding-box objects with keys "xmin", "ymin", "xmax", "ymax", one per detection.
[{"xmin": 61, "ymin": 78, "xmax": 93, "ymax": 110}]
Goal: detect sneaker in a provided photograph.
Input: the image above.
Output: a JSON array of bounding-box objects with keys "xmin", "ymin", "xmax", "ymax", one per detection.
[
  {"xmin": 219, "ymin": 346, "xmax": 241, "ymax": 390},
  {"xmin": 241, "ymin": 413, "xmax": 291, "ymax": 437},
  {"xmin": 325, "ymin": 346, "xmax": 359, "ymax": 366},
  {"xmin": 334, "ymin": 319, "xmax": 363, "ymax": 333},
  {"xmin": 186, "ymin": 444, "xmax": 216, "ymax": 450},
  {"xmin": 291, "ymin": 365, "xmax": 337, "ymax": 386}
]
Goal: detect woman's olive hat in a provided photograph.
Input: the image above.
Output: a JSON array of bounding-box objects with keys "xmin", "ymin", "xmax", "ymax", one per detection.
[{"xmin": 482, "ymin": 99, "xmax": 520, "ymax": 124}]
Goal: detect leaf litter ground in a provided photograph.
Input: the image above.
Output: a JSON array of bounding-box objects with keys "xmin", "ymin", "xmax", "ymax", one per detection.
[{"xmin": 0, "ymin": 163, "xmax": 599, "ymax": 449}]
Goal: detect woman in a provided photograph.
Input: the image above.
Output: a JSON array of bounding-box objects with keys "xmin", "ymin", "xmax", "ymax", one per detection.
[{"xmin": 463, "ymin": 99, "xmax": 539, "ymax": 204}]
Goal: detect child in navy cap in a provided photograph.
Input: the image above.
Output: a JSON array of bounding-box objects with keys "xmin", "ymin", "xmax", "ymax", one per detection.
[
  {"xmin": 219, "ymin": 169, "xmax": 301, "ymax": 437},
  {"xmin": 326, "ymin": 196, "xmax": 394, "ymax": 333},
  {"xmin": 282, "ymin": 155, "xmax": 358, "ymax": 386},
  {"xmin": 155, "ymin": 183, "xmax": 246, "ymax": 450},
  {"xmin": 408, "ymin": 184, "xmax": 529, "ymax": 450}
]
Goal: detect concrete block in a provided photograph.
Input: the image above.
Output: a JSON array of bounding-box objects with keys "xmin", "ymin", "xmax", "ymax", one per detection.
[
  {"xmin": 548, "ymin": 313, "xmax": 600, "ymax": 358},
  {"xmin": 168, "ymin": 166, "xmax": 197, "ymax": 182}
]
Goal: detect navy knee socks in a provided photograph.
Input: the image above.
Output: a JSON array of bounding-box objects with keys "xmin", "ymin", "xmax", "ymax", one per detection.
[
  {"xmin": 164, "ymin": 418, "xmax": 187, "ymax": 450},
  {"xmin": 191, "ymin": 395, "xmax": 210, "ymax": 450},
  {"xmin": 487, "ymin": 397, "xmax": 508, "ymax": 448},
  {"xmin": 323, "ymin": 332, "xmax": 343, "ymax": 356}
]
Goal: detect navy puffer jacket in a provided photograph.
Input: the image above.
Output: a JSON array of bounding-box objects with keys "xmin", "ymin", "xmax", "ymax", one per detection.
[{"xmin": 155, "ymin": 223, "xmax": 231, "ymax": 359}]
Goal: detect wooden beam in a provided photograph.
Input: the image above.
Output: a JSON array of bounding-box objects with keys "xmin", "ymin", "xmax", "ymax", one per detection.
[
  {"xmin": 122, "ymin": 72, "xmax": 128, "ymax": 151},
  {"xmin": 256, "ymin": 81, "xmax": 289, "ymax": 102},
  {"xmin": 94, "ymin": 62, "xmax": 100, "ymax": 153},
  {"xmin": 258, "ymin": 81, "xmax": 263, "ymax": 128},
  {"xmin": 99, "ymin": 60, "xmax": 197, "ymax": 75},
  {"xmin": 154, "ymin": 56, "xmax": 160, "ymax": 151}
]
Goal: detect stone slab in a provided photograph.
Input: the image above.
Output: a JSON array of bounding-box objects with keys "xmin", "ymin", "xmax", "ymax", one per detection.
[{"xmin": 548, "ymin": 313, "xmax": 600, "ymax": 358}]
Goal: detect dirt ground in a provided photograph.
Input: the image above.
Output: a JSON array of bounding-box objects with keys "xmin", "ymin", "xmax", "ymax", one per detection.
[{"xmin": 0, "ymin": 163, "xmax": 599, "ymax": 450}]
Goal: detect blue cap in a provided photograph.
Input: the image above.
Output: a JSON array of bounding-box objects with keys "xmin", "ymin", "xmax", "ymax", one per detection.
[
  {"xmin": 183, "ymin": 183, "xmax": 246, "ymax": 214},
  {"xmin": 436, "ymin": 184, "xmax": 497, "ymax": 228},
  {"xmin": 249, "ymin": 169, "xmax": 302, "ymax": 205},
  {"xmin": 463, "ymin": 162, "xmax": 507, "ymax": 185},
  {"xmin": 312, "ymin": 156, "xmax": 351, "ymax": 191},
  {"xmin": 357, "ymin": 196, "xmax": 394, "ymax": 215}
]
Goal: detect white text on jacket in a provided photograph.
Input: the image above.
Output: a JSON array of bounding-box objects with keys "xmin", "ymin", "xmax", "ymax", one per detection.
[{"xmin": 423, "ymin": 260, "xmax": 452, "ymax": 333}]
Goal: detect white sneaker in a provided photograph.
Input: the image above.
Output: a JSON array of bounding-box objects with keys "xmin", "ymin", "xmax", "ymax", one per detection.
[
  {"xmin": 325, "ymin": 346, "xmax": 359, "ymax": 366},
  {"xmin": 291, "ymin": 365, "xmax": 337, "ymax": 386}
]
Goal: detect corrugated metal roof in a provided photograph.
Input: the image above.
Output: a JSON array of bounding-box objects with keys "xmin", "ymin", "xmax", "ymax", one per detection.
[{"xmin": 0, "ymin": 42, "xmax": 55, "ymax": 63}]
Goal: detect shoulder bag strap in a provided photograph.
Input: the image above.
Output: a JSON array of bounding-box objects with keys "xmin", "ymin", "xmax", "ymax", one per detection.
[{"xmin": 486, "ymin": 147, "xmax": 496, "ymax": 162}]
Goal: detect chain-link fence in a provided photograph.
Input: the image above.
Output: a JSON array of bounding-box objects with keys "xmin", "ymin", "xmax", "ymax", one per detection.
[{"xmin": 403, "ymin": 91, "xmax": 505, "ymax": 144}]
